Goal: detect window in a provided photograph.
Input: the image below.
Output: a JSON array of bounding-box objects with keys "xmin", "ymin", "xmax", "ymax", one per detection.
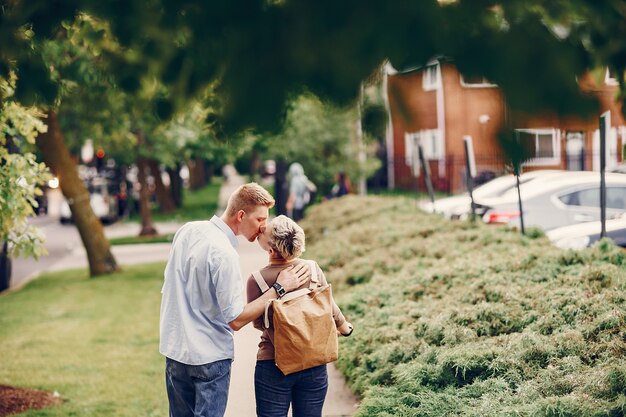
[
  {"xmin": 607, "ymin": 187, "xmax": 626, "ymax": 209},
  {"xmin": 516, "ymin": 128, "xmax": 560, "ymax": 165},
  {"xmin": 421, "ymin": 129, "xmax": 444, "ymax": 160},
  {"xmin": 559, "ymin": 187, "xmax": 626, "ymax": 209},
  {"xmin": 559, "ymin": 188, "xmax": 599, "ymax": 207},
  {"xmin": 606, "ymin": 68, "xmax": 618, "ymax": 86},
  {"xmin": 422, "ymin": 63, "xmax": 440, "ymax": 91},
  {"xmin": 404, "ymin": 129, "xmax": 444, "ymax": 172},
  {"xmin": 460, "ymin": 74, "xmax": 497, "ymax": 88}
]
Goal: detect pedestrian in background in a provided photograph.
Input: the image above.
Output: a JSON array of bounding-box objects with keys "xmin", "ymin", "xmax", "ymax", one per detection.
[
  {"xmin": 325, "ymin": 171, "xmax": 351, "ymax": 200},
  {"xmin": 286, "ymin": 162, "xmax": 316, "ymax": 222}
]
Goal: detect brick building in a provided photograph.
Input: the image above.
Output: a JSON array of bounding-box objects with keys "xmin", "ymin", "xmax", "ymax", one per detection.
[{"xmin": 384, "ymin": 60, "xmax": 625, "ymax": 193}]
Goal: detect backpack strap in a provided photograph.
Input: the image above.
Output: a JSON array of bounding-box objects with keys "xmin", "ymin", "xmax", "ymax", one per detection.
[
  {"xmin": 253, "ymin": 270, "xmax": 270, "ymax": 293},
  {"xmin": 307, "ymin": 260, "xmax": 319, "ymax": 289}
]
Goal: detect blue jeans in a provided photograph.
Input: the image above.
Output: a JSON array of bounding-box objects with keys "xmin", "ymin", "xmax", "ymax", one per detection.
[
  {"xmin": 255, "ymin": 360, "xmax": 328, "ymax": 417},
  {"xmin": 165, "ymin": 357, "xmax": 232, "ymax": 417}
]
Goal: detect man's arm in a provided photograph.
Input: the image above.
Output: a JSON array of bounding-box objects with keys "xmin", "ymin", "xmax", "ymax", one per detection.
[
  {"xmin": 246, "ymin": 275, "xmax": 266, "ymax": 331},
  {"xmin": 229, "ymin": 262, "xmax": 309, "ymax": 331}
]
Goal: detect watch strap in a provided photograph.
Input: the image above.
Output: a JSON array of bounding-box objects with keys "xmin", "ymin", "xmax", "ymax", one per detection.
[{"xmin": 272, "ymin": 282, "xmax": 286, "ymax": 298}]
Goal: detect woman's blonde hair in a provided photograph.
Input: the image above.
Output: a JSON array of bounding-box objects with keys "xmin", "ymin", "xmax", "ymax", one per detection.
[
  {"xmin": 268, "ymin": 215, "xmax": 305, "ymax": 260},
  {"xmin": 225, "ymin": 183, "xmax": 275, "ymax": 217}
]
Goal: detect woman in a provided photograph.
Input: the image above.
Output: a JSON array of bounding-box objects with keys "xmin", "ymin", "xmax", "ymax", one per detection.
[{"xmin": 246, "ymin": 215, "xmax": 353, "ymax": 417}]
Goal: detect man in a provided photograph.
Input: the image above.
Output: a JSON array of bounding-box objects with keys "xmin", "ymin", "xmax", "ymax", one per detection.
[{"xmin": 160, "ymin": 182, "xmax": 309, "ymax": 417}]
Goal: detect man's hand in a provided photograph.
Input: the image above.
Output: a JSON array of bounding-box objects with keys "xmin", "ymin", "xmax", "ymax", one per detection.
[{"xmin": 276, "ymin": 262, "xmax": 310, "ymax": 292}]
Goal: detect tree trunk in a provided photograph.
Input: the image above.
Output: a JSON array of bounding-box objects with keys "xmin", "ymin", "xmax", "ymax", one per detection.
[
  {"xmin": 36, "ymin": 111, "xmax": 118, "ymax": 276},
  {"xmin": 275, "ymin": 158, "xmax": 288, "ymax": 216},
  {"xmin": 135, "ymin": 131, "xmax": 158, "ymax": 236},
  {"xmin": 250, "ymin": 149, "xmax": 261, "ymax": 180},
  {"xmin": 167, "ymin": 163, "xmax": 183, "ymax": 208},
  {"xmin": 148, "ymin": 159, "xmax": 176, "ymax": 213},
  {"xmin": 188, "ymin": 157, "xmax": 207, "ymax": 190},
  {"xmin": 205, "ymin": 161, "xmax": 214, "ymax": 184}
]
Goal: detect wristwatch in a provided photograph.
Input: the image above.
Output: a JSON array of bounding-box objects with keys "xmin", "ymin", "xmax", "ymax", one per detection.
[{"xmin": 272, "ymin": 282, "xmax": 286, "ymax": 298}]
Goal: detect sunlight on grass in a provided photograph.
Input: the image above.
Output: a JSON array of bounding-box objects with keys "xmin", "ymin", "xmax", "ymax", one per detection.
[
  {"xmin": 109, "ymin": 234, "xmax": 174, "ymax": 246},
  {"xmin": 0, "ymin": 263, "xmax": 168, "ymax": 416}
]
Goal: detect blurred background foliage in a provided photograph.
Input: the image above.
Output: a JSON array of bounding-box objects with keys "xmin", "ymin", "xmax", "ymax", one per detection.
[
  {"xmin": 2, "ymin": 0, "xmax": 626, "ymax": 261},
  {"xmin": 3, "ymin": 0, "xmax": 625, "ymax": 133}
]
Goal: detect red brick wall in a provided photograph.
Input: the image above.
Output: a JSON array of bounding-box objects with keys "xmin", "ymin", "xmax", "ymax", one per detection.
[
  {"xmin": 441, "ymin": 64, "xmax": 507, "ymax": 191},
  {"xmin": 387, "ymin": 65, "xmax": 625, "ymax": 193}
]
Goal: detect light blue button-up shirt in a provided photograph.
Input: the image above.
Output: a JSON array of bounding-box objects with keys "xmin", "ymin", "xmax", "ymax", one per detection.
[{"xmin": 159, "ymin": 216, "xmax": 245, "ymax": 365}]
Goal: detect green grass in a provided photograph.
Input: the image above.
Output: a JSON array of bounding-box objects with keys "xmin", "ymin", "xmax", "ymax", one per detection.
[
  {"xmin": 369, "ymin": 187, "xmax": 450, "ymax": 200},
  {"xmin": 109, "ymin": 234, "xmax": 174, "ymax": 246},
  {"xmin": 127, "ymin": 179, "xmax": 221, "ymax": 223},
  {"xmin": 301, "ymin": 195, "xmax": 626, "ymax": 417},
  {"xmin": 0, "ymin": 263, "xmax": 168, "ymax": 417}
]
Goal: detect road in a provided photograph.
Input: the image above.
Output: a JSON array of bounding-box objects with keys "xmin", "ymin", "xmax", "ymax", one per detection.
[
  {"xmin": 9, "ymin": 212, "xmax": 183, "ymax": 291},
  {"xmin": 10, "ymin": 215, "xmax": 82, "ymax": 289}
]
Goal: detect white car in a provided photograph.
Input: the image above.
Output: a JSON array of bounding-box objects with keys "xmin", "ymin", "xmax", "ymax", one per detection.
[
  {"xmin": 60, "ymin": 178, "xmax": 118, "ymax": 224},
  {"xmin": 547, "ymin": 214, "xmax": 626, "ymax": 250},
  {"xmin": 418, "ymin": 170, "xmax": 565, "ymax": 219},
  {"xmin": 476, "ymin": 171, "xmax": 626, "ymax": 231}
]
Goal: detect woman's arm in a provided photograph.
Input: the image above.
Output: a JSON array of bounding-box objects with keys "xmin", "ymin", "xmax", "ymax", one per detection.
[{"xmin": 318, "ymin": 263, "xmax": 353, "ymax": 336}]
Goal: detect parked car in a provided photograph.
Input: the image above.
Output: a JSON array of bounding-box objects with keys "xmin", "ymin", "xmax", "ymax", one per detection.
[
  {"xmin": 611, "ymin": 162, "xmax": 626, "ymax": 174},
  {"xmin": 60, "ymin": 177, "xmax": 119, "ymax": 224},
  {"xmin": 418, "ymin": 170, "xmax": 565, "ymax": 219},
  {"xmin": 547, "ymin": 214, "xmax": 626, "ymax": 249},
  {"xmin": 476, "ymin": 171, "xmax": 626, "ymax": 231}
]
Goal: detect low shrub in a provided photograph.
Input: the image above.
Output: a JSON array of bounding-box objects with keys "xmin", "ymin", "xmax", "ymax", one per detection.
[{"xmin": 303, "ymin": 195, "xmax": 626, "ymax": 416}]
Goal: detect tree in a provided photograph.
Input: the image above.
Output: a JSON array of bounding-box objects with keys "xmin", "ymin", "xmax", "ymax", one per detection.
[
  {"xmin": 259, "ymin": 93, "xmax": 381, "ymax": 212},
  {"xmin": 0, "ymin": 76, "xmax": 51, "ymax": 290},
  {"xmin": 4, "ymin": 1, "xmax": 626, "ymax": 277},
  {"xmin": 2, "ymin": 0, "xmax": 612, "ymax": 133},
  {"xmin": 36, "ymin": 110, "xmax": 118, "ymax": 274},
  {"xmin": 0, "ymin": 76, "xmax": 51, "ymax": 259}
]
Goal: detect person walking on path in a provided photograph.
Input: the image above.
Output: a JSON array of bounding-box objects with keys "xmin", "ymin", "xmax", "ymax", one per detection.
[
  {"xmin": 286, "ymin": 162, "xmax": 316, "ymax": 222},
  {"xmin": 159, "ymin": 183, "xmax": 310, "ymax": 417}
]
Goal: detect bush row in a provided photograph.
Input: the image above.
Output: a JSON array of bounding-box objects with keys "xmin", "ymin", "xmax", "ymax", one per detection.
[{"xmin": 304, "ymin": 195, "xmax": 626, "ymax": 417}]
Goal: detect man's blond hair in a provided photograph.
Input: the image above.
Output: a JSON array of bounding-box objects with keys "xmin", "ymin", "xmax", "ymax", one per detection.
[
  {"xmin": 267, "ymin": 215, "xmax": 305, "ymax": 260},
  {"xmin": 225, "ymin": 183, "xmax": 275, "ymax": 217}
]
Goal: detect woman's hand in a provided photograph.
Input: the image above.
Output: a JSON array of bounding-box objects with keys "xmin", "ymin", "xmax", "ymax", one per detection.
[{"xmin": 337, "ymin": 321, "xmax": 354, "ymax": 337}]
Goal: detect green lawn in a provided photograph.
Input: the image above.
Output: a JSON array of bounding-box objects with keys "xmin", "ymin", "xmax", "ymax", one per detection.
[
  {"xmin": 0, "ymin": 263, "xmax": 168, "ymax": 417},
  {"xmin": 109, "ymin": 234, "xmax": 174, "ymax": 246},
  {"xmin": 127, "ymin": 179, "xmax": 222, "ymax": 223}
]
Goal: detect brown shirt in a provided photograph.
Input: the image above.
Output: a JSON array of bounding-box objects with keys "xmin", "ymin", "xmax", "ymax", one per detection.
[{"xmin": 246, "ymin": 258, "xmax": 347, "ymax": 361}]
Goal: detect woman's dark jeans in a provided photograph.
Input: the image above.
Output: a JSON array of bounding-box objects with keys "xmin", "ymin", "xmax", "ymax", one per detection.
[
  {"xmin": 255, "ymin": 360, "xmax": 328, "ymax": 417},
  {"xmin": 165, "ymin": 357, "xmax": 232, "ymax": 417}
]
